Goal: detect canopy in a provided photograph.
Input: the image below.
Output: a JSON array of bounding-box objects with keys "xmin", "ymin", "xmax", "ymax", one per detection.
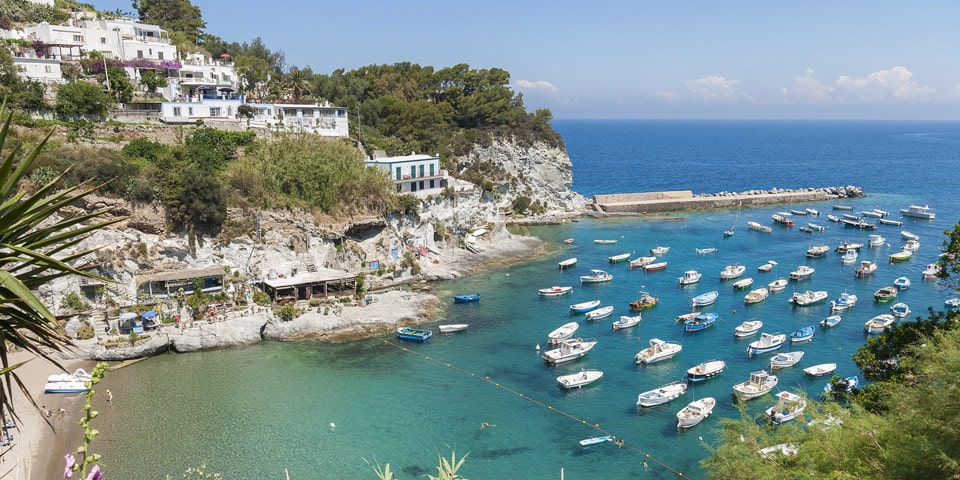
[
  {"xmin": 141, "ymin": 311, "xmax": 157, "ymax": 319},
  {"xmin": 218, "ymin": 87, "xmax": 234, "ymax": 92},
  {"xmin": 118, "ymin": 312, "xmax": 138, "ymax": 321},
  {"xmin": 195, "ymin": 85, "xmax": 214, "ymax": 91}
]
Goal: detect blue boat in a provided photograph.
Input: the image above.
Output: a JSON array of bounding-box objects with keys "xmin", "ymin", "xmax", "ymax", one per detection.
[
  {"xmin": 453, "ymin": 293, "xmax": 480, "ymax": 303},
  {"xmin": 691, "ymin": 290, "xmax": 719, "ymax": 308},
  {"xmin": 396, "ymin": 327, "xmax": 433, "ymax": 342},
  {"xmin": 684, "ymin": 312, "xmax": 718, "ymax": 332},
  {"xmin": 789, "ymin": 325, "xmax": 815, "ymax": 343}
]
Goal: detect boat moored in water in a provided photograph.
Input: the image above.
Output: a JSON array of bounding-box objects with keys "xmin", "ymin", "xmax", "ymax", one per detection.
[{"xmin": 686, "ymin": 359, "xmax": 726, "ymax": 382}]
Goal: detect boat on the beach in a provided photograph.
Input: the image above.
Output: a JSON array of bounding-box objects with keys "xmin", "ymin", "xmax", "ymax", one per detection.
[
  {"xmin": 868, "ymin": 234, "xmax": 886, "ymax": 247},
  {"xmin": 803, "ymin": 363, "xmax": 837, "ymax": 377},
  {"xmin": 765, "ymin": 391, "xmax": 807, "ymax": 424},
  {"xmin": 734, "ymin": 319, "xmax": 763, "ymax": 338},
  {"xmin": 542, "ymin": 338, "xmax": 597, "ymax": 364},
  {"xmin": 790, "ymin": 290, "xmax": 828, "ymax": 306},
  {"xmin": 900, "ymin": 204, "xmax": 935, "ymax": 220},
  {"xmin": 893, "ymin": 276, "xmax": 911, "ymax": 290},
  {"xmin": 642, "ymin": 261, "xmax": 668, "ymax": 271},
  {"xmin": 538, "ymin": 285, "xmax": 572, "ymax": 297},
  {"xmin": 580, "ymin": 269, "xmax": 613, "ymax": 283},
  {"xmin": 594, "ymin": 239, "xmax": 617, "ymax": 244},
  {"xmin": 746, "ymin": 332, "xmax": 786, "ymax": 356},
  {"xmin": 744, "ymin": 287, "xmax": 769, "ymax": 304},
  {"xmin": 629, "ymin": 256, "xmax": 657, "ymax": 268},
  {"xmin": 630, "ymin": 291, "xmax": 659, "ymax": 310},
  {"xmin": 765, "ymin": 277, "xmax": 787, "ymax": 292},
  {"xmin": 676, "ymin": 397, "xmax": 716, "ymax": 429},
  {"xmin": 686, "ymin": 359, "xmax": 726, "ymax": 382},
  {"xmin": 585, "ymin": 305, "xmax": 615, "ymax": 321},
  {"xmin": 396, "ymin": 327, "xmax": 433, "ymax": 342},
  {"xmin": 890, "ymin": 302, "xmax": 911, "ymax": 318},
  {"xmin": 789, "ymin": 325, "xmax": 815, "ymax": 343},
  {"xmin": 720, "ymin": 264, "xmax": 746, "ymax": 280},
  {"xmin": 438, "ymin": 324, "xmax": 469, "ymax": 333},
  {"xmin": 612, "ymin": 314, "xmax": 642, "ymax": 330},
  {"xmin": 44, "ymin": 368, "xmax": 93, "ymax": 394},
  {"xmin": 579, "ymin": 435, "xmax": 613, "ymax": 447},
  {"xmin": 691, "ymin": 290, "xmax": 719, "ymax": 308},
  {"xmin": 873, "ymin": 286, "xmax": 898, "ymax": 303},
  {"xmin": 684, "ymin": 312, "xmax": 718, "ymax": 333},
  {"xmin": 557, "ymin": 369, "xmax": 603, "ymax": 389},
  {"xmin": 901, "ymin": 230, "xmax": 919, "ymax": 241},
  {"xmin": 695, "ymin": 247, "xmax": 718, "ymax": 255},
  {"xmin": 789, "ymin": 265, "xmax": 815, "ymax": 281},
  {"xmin": 855, "ymin": 260, "xmax": 877, "ymax": 277},
  {"xmin": 864, "ymin": 314, "xmax": 896, "ymax": 334},
  {"xmin": 841, "ymin": 249, "xmax": 858, "ymax": 264},
  {"xmin": 548, "ymin": 321, "xmax": 579, "ymax": 345},
  {"xmin": 650, "ymin": 245, "xmax": 670, "ymax": 255},
  {"xmin": 732, "ymin": 370, "xmax": 778, "ymax": 400},
  {"xmin": 635, "ymin": 338, "xmax": 682, "ymax": 364},
  {"xmin": 820, "ymin": 314, "xmax": 842, "ymax": 327},
  {"xmin": 608, "ymin": 253, "xmax": 631, "ymax": 263},
  {"xmin": 570, "ymin": 299, "xmax": 601, "ymax": 313},
  {"xmin": 805, "ymin": 245, "xmax": 829, "ymax": 257},
  {"xmin": 636, "ymin": 381, "xmax": 688, "ymax": 408},
  {"xmin": 769, "ymin": 351, "xmax": 804, "ymax": 370},
  {"xmin": 558, "ymin": 257, "xmax": 577, "ymax": 269},
  {"xmin": 830, "ymin": 291, "xmax": 858, "ymax": 312},
  {"xmin": 678, "ymin": 270, "xmax": 702, "ymax": 286},
  {"xmin": 453, "ymin": 293, "xmax": 480, "ymax": 303}
]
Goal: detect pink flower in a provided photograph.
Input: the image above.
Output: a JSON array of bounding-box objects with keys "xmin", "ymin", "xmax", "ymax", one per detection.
[
  {"xmin": 63, "ymin": 453, "xmax": 76, "ymax": 478},
  {"xmin": 85, "ymin": 465, "xmax": 103, "ymax": 480}
]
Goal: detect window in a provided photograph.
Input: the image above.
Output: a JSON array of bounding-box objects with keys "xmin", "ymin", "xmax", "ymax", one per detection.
[
  {"xmin": 137, "ymin": 50, "xmax": 143, "ymax": 58},
  {"xmin": 419, "ymin": 165, "xmax": 424, "ymax": 177},
  {"xmin": 44, "ymin": 65, "xmax": 52, "ymax": 73},
  {"xmin": 419, "ymin": 181, "xmax": 424, "ymax": 190},
  {"xmin": 187, "ymin": 107, "xmax": 194, "ymax": 115},
  {"xmin": 73, "ymin": 35, "xmax": 82, "ymax": 42},
  {"xmin": 158, "ymin": 52, "xmax": 163, "ymax": 60},
  {"xmin": 100, "ymin": 37, "xmax": 107, "ymax": 44},
  {"xmin": 429, "ymin": 164, "xmax": 435, "ymax": 176},
  {"xmin": 429, "ymin": 180, "xmax": 435, "ymax": 189},
  {"xmin": 172, "ymin": 107, "xmax": 181, "ymax": 116},
  {"xmin": 411, "ymin": 182, "xmax": 417, "ymax": 192},
  {"xmin": 210, "ymin": 107, "xmax": 222, "ymax": 116},
  {"xmin": 395, "ymin": 167, "xmax": 401, "ymax": 180},
  {"xmin": 410, "ymin": 166, "xmax": 416, "ymax": 178}
]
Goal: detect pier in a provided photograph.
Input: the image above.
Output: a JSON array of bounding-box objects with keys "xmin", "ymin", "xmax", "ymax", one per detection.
[{"xmin": 591, "ymin": 186, "xmax": 864, "ymax": 214}]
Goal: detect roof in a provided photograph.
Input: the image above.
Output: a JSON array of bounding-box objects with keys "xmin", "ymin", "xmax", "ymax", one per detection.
[
  {"xmin": 261, "ymin": 267, "xmax": 354, "ymax": 289},
  {"xmin": 137, "ymin": 266, "xmax": 226, "ymax": 283},
  {"xmin": 366, "ymin": 153, "xmax": 438, "ymax": 165}
]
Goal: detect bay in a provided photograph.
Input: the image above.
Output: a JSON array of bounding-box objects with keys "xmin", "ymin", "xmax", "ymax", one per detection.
[{"xmin": 97, "ymin": 120, "xmax": 960, "ymax": 479}]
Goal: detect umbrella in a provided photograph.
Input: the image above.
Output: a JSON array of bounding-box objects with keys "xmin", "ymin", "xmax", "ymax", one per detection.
[
  {"xmin": 218, "ymin": 87, "xmax": 234, "ymax": 92},
  {"xmin": 141, "ymin": 311, "xmax": 157, "ymax": 319},
  {"xmin": 220, "ymin": 53, "xmax": 231, "ymax": 58},
  {"xmin": 119, "ymin": 312, "xmax": 138, "ymax": 321},
  {"xmin": 195, "ymin": 85, "xmax": 213, "ymax": 91}
]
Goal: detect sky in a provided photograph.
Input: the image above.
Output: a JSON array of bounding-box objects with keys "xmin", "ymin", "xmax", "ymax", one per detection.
[{"xmin": 91, "ymin": 0, "xmax": 960, "ymax": 120}]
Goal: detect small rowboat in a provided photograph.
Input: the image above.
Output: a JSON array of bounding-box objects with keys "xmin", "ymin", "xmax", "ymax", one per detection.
[
  {"xmin": 594, "ymin": 239, "xmax": 617, "ymax": 244},
  {"xmin": 438, "ymin": 324, "xmax": 468, "ymax": 333},
  {"xmin": 608, "ymin": 253, "xmax": 631, "ymax": 263},
  {"xmin": 585, "ymin": 305, "xmax": 615, "ymax": 321},
  {"xmin": 558, "ymin": 369, "xmax": 603, "ymax": 389},
  {"xmin": 686, "ymin": 359, "xmax": 726, "ymax": 382},
  {"xmin": 453, "ymin": 293, "xmax": 480, "ymax": 303},
  {"xmin": 538, "ymin": 286, "xmax": 572, "ymax": 297},
  {"xmin": 691, "ymin": 290, "xmax": 719, "ymax": 308},
  {"xmin": 612, "ymin": 314, "xmax": 642, "ymax": 330},
  {"xmin": 563, "ymin": 238, "xmax": 575, "ymax": 244},
  {"xmin": 643, "ymin": 261, "xmax": 668, "ymax": 271},
  {"xmin": 548, "ymin": 321, "xmax": 579, "ymax": 344},
  {"xmin": 570, "ymin": 300, "xmax": 601, "ymax": 313},
  {"xmin": 558, "ymin": 257, "xmax": 577, "ymax": 269},
  {"xmin": 734, "ymin": 319, "xmax": 763, "ymax": 338},
  {"xmin": 803, "ymin": 363, "xmax": 837, "ymax": 377}
]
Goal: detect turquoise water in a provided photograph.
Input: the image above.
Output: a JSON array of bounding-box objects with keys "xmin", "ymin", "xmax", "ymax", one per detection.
[{"xmin": 97, "ymin": 121, "xmax": 960, "ymax": 479}]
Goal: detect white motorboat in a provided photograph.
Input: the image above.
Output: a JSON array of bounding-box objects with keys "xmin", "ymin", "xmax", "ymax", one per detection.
[
  {"xmin": 855, "ymin": 261, "xmax": 877, "ymax": 277},
  {"xmin": 547, "ymin": 321, "xmax": 580, "ymax": 345},
  {"xmin": 790, "ymin": 290, "xmax": 828, "ymax": 306},
  {"xmin": 923, "ymin": 263, "xmax": 941, "ymax": 280},
  {"xmin": 903, "ymin": 239, "xmax": 920, "ymax": 252},
  {"xmin": 612, "ymin": 314, "xmax": 642, "ymax": 330},
  {"xmin": 580, "ymin": 269, "xmax": 613, "ymax": 284},
  {"xmin": 789, "ymin": 265, "xmax": 815, "ymax": 281},
  {"xmin": 538, "ymin": 286, "xmax": 573, "ymax": 297},
  {"xmin": 807, "ymin": 222, "xmax": 824, "ymax": 231},
  {"xmin": 806, "ymin": 208, "xmax": 821, "ymax": 216},
  {"xmin": 732, "ymin": 277, "xmax": 754, "ymax": 290},
  {"xmin": 732, "ymin": 370, "xmax": 778, "ymax": 400},
  {"xmin": 841, "ymin": 249, "xmax": 858, "ymax": 265},
  {"xmin": 764, "ymin": 391, "xmax": 807, "ymax": 424},
  {"xmin": 635, "ymin": 338, "xmax": 682, "ymax": 364},
  {"xmin": 748, "ymin": 221, "xmax": 773, "ymax": 233},
  {"xmin": 820, "ymin": 314, "xmax": 842, "ymax": 327},
  {"xmin": 900, "ymin": 204, "xmax": 935, "ymax": 220},
  {"xmin": 438, "ymin": 324, "xmax": 469, "ymax": 333},
  {"xmin": 803, "ymin": 363, "xmax": 837, "ymax": 377},
  {"xmin": 900, "ymin": 230, "xmax": 919, "ymax": 241},
  {"xmin": 686, "ymin": 359, "xmax": 726, "ymax": 382},
  {"xmin": 805, "ymin": 245, "xmax": 830, "ymax": 257},
  {"xmin": 695, "ymin": 247, "xmax": 718, "ymax": 254},
  {"xmin": 743, "ymin": 287, "xmax": 769, "ymax": 305},
  {"xmin": 557, "ymin": 369, "xmax": 603, "ymax": 389},
  {"xmin": 678, "ymin": 270, "xmax": 702, "ymax": 285},
  {"xmin": 734, "ymin": 319, "xmax": 763, "ymax": 338},
  {"xmin": 947, "ymin": 298, "xmax": 960, "ymax": 309},
  {"xmin": 746, "ymin": 332, "xmax": 786, "ymax": 356},
  {"xmin": 720, "ymin": 264, "xmax": 746, "ymax": 280},
  {"xmin": 46, "ymin": 368, "xmax": 92, "ymax": 384},
  {"xmin": 629, "ymin": 256, "xmax": 657, "ymax": 268},
  {"xmin": 757, "ymin": 263, "xmax": 773, "ymax": 272},
  {"xmin": 894, "ymin": 276, "xmax": 911, "ymax": 290},
  {"xmin": 868, "ymin": 234, "xmax": 885, "ymax": 247},
  {"xmin": 558, "ymin": 257, "xmax": 578, "ymax": 269},
  {"xmin": 676, "ymin": 397, "xmax": 716, "ymax": 429},
  {"xmin": 836, "ymin": 240, "xmax": 864, "ymax": 253},
  {"xmin": 769, "ymin": 351, "xmax": 804, "ymax": 370},
  {"xmin": 768, "ymin": 278, "xmax": 788, "ymax": 292},
  {"xmin": 864, "ymin": 314, "xmax": 896, "ymax": 335},
  {"xmin": 827, "ymin": 214, "xmax": 840, "ymax": 222},
  {"xmin": 585, "ymin": 305, "xmax": 615, "ymax": 321},
  {"xmin": 542, "ymin": 338, "xmax": 597, "ymax": 364},
  {"xmin": 650, "ymin": 245, "xmax": 670, "ymax": 255},
  {"xmin": 636, "ymin": 381, "xmax": 688, "ymax": 408},
  {"xmin": 44, "ymin": 368, "xmax": 92, "ymax": 394},
  {"xmin": 890, "ymin": 302, "xmax": 911, "ymax": 318},
  {"xmin": 830, "ymin": 291, "xmax": 858, "ymax": 312}
]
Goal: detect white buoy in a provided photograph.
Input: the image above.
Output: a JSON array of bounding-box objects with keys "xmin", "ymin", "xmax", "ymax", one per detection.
[
  {"xmin": 535, "ymin": 344, "xmax": 541, "ymax": 351},
  {"xmin": 330, "ymin": 423, "xmax": 336, "ymax": 431}
]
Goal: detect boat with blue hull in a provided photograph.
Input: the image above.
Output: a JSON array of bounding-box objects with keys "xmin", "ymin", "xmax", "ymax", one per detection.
[
  {"xmin": 747, "ymin": 332, "xmax": 786, "ymax": 356},
  {"xmin": 453, "ymin": 293, "xmax": 480, "ymax": 303},
  {"xmin": 789, "ymin": 325, "xmax": 815, "ymax": 343},
  {"xmin": 686, "ymin": 359, "xmax": 726, "ymax": 382},
  {"xmin": 396, "ymin": 327, "xmax": 433, "ymax": 342},
  {"xmin": 684, "ymin": 312, "xmax": 718, "ymax": 333}
]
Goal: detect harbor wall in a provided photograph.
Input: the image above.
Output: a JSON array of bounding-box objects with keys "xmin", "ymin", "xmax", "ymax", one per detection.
[{"xmin": 592, "ymin": 186, "xmax": 863, "ymax": 214}]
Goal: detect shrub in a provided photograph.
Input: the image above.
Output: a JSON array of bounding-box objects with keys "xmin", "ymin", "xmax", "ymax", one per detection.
[{"xmin": 75, "ymin": 323, "xmax": 95, "ymax": 340}]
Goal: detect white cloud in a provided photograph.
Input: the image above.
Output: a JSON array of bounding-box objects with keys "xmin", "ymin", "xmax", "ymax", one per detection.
[
  {"xmin": 685, "ymin": 75, "xmax": 745, "ymax": 101},
  {"xmin": 656, "ymin": 91, "xmax": 676, "ymax": 100},
  {"xmin": 779, "ymin": 69, "xmax": 835, "ymax": 103},
  {"xmin": 835, "ymin": 66, "xmax": 935, "ymax": 102},
  {"xmin": 515, "ymin": 79, "xmax": 559, "ymax": 96}
]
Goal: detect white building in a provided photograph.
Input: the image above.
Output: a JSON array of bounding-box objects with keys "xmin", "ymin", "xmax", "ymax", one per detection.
[
  {"xmin": 164, "ymin": 52, "xmax": 238, "ymax": 101},
  {"xmin": 247, "ymin": 102, "xmax": 349, "ymax": 137},
  {"xmin": 366, "ymin": 154, "xmax": 450, "ymax": 196},
  {"xmin": 159, "ymin": 94, "xmax": 244, "ymax": 123},
  {"xmin": 12, "ymin": 57, "xmax": 63, "ymax": 84}
]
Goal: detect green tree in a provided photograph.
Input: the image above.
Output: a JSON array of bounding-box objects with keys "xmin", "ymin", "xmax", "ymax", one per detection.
[
  {"xmin": 139, "ymin": 69, "xmax": 167, "ymax": 94},
  {"xmin": 131, "ymin": 0, "xmax": 206, "ymax": 46},
  {"xmin": 54, "ymin": 81, "xmax": 112, "ymax": 117},
  {"xmin": 105, "ymin": 66, "xmax": 134, "ymax": 103},
  {"xmin": 0, "ymin": 48, "xmax": 47, "ymax": 111},
  {"xmin": 284, "ymin": 67, "xmax": 312, "ymax": 100},
  {"xmin": 0, "ymin": 105, "xmax": 119, "ymax": 421}
]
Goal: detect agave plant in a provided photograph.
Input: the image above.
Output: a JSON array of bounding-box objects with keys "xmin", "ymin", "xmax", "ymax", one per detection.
[
  {"xmin": 427, "ymin": 450, "xmax": 468, "ymax": 480},
  {"xmin": 0, "ymin": 102, "xmax": 120, "ymax": 422}
]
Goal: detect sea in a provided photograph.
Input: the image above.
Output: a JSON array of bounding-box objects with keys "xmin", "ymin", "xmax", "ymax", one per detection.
[{"xmin": 95, "ymin": 120, "xmax": 960, "ymax": 479}]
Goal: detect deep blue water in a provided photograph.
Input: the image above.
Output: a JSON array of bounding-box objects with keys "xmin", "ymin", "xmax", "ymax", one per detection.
[{"xmin": 97, "ymin": 120, "xmax": 960, "ymax": 479}]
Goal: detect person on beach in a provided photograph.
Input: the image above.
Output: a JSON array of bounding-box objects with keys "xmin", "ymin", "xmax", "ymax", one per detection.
[
  {"xmin": 41, "ymin": 405, "xmax": 51, "ymax": 417},
  {"xmin": 106, "ymin": 390, "xmax": 113, "ymax": 403}
]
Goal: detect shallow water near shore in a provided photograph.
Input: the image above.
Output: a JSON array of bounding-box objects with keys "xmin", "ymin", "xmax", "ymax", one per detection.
[{"xmin": 96, "ymin": 120, "xmax": 960, "ymax": 479}]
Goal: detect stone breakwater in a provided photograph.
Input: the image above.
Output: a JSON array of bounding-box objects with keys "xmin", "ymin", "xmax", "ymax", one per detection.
[{"xmin": 591, "ymin": 186, "xmax": 864, "ymax": 214}]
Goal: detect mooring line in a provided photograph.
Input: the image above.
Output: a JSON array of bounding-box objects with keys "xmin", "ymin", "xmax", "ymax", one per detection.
[{"xmin": 378, "ymin": 337, "xmax": 688, "ymax": 478}]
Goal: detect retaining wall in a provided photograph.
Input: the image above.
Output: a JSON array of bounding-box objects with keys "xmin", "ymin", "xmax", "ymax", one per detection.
[{"xmin": 593, "ymin": 188, "xmax": 856, "ymax": 214}]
